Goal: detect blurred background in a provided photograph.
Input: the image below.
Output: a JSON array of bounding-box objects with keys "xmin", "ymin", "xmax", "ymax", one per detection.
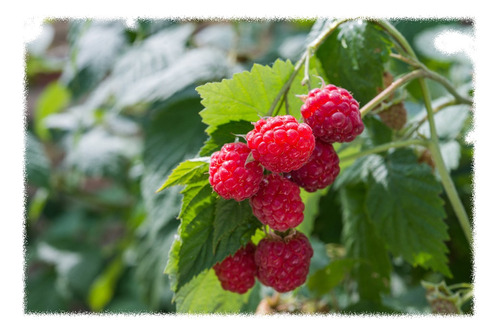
[{"xmin": 24, "ymin": 18, "xmax": 474, "ymax": 314}]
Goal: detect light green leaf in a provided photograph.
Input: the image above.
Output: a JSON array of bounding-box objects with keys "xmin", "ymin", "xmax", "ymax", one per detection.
[
  {"xmin": 175, "ymin": 269, "xmax": 256, "ymax": 314},
  {"xmin": 366, "ymin": 149, "xmax": 451, "ymax": 277},
  {"xmin": 156, "ymin": 158, "xmax": 210, "ymax": 193},
  {"xmin": 34, "ymin": 82, "xmax": 71, "ymax": 140},
  {"xmin": 197, "ymin": 59, "xmax": 295, "ymax": 136}
]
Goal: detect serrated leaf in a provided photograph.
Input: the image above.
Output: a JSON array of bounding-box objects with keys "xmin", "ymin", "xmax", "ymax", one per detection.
[
  {"xmin": 365, "ymin": 149, "xmax": 451, "ymax": 277},
  {"xmin": 156, "ymin": 158, "xmax": 209, "ymax": 193},
  {"xmin": 340, "ymin": 184, "xmax": 391, "ymax": 302},
  {"xmin": 316, "ymin": 20, "xmax": 392, "ymax": 105},
  {"xmin": 175, "ymin": 269, "xmax": 255, "ymax": 314},
  {"xmin": 166, "ymin": 184, "xmax": 260, "ymax": 293},
  {"xmin": 197, "ymin": 59, "xmax": 295, "ymax": 136},
  {"xmin": 137, "ymin": 97, "xmax": 207, "ymax": 309},
  {"xmin": 213, "ymin": 199, "xmax": 255, "ymax": 253}
]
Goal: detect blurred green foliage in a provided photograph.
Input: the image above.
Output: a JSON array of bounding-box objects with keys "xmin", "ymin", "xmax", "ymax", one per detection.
[{"xmin": 24, "ymin": 18, "xmax": 473, "ymax": 314}]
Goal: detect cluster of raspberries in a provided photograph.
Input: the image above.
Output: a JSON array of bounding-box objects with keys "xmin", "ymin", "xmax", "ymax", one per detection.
[{"xmin": 209, "ymin": 84, "xmax": 364, "ymax": 294}]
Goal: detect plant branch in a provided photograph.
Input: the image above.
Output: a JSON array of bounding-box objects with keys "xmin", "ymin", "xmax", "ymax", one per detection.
[
  {"xmin": 360, "ymin": 69, "xmax": 426, "ymax": 117},
  {"xmin": 418, "ymin": 77, "xmax": 473, "ymax": 246}
]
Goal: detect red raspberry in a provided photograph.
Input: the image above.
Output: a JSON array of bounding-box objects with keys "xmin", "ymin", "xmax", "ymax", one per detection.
[
  {"xmin": 286, "ymin": 139, "xmax": 340, "ymax": 192},
  {"xmin": 213, "ymin": 242, "xmax": 258, "ymax": 294},
  {"xmin": 250, "ymin": 173, "xmax": 304, "ymax": 232},
  {"xmin": 300, "ymin": 84, "xmax": 364, "ymax": 143},
  {"xmin": 255, "ymin": 231, "xmax": 314, "ymax": 293},
  {"xmin": 245, "ymin": 115, "xmax": 315, "ymax": 173},
  {"xmin": 209, "ymin": 142, "xmax": 264, "ymax": 201}
]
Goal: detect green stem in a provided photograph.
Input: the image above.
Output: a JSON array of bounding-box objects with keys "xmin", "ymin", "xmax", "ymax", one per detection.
[
  {"xmin": 374, "ymin": 19, "xmax": 473, "ymax": 246},
  {"xmin": 340, "ymin": 139, "xmax": 428, "ymax": 162},
  {"xmin": 419, "ymin": 77, "xmax": 473, "ymax": 246}
]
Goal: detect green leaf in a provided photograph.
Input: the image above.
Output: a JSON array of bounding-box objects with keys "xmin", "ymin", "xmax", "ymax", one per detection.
[
  {"xmin": 334, "ymin": 154, "xmax": 384, "ymax": 189},
  {"xmin": 340, "ymin": 184, "xmax": 391, "ymax": 302},
  {"xmin": 175, "ymin": 269, "xmax": 256, "ymax": 314},
  {"xmin": 166, "ymin": 182, "xmax": 260, "ymax": 293},
  {"xmin": 196, "ymin": 58, "xmax": 324, "ymax": 154},
  {"xmin": 360, "ymin": 115, "xmax": 393, "ymax": 149},
  {"xmin": 197, "ymin": 59, "xmax": 295, "ymax": 136},
  {"xmin": 212, "ymin": 199, "xmax": 256, "ymax": 254},
  {"xmin": 316, "ymin": 20, "xmax": 392, "ymax": 105},
  {"xmin": 366, "ymin": 149, "xmax": 451, "ymax": 277},
  {"xmin": 156, "ymin": 158, "xmax": 210, "ymax": 193},
  {"xmin": 34, "ymin": 82, "xmax": 71, "ymax": 140},
  {"xmin": 311, "ymin": 186, "xmax": 343, "ymax": 244},
  {"xmin": 307, "ymin": 258, "xmax": 357, "ymax": 296}
]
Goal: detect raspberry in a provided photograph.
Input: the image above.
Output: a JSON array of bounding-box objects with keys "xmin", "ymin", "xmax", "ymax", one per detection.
[
  {"xmin": 300, "ymin": 84, "xmax": 364, "ymax": 143},
  {"xmin": 378, "ymin": 102, "xmax": 407, "ymax": 131},
  {"xmin": 245, "ymin": 115, "xmax": 315, "ymax": 173},
  {"xmin": 209, "ymin": 142, "xmax": 264, "ymax": 201},
  {"xmin": 250, "ymin": 173, "xmax": 304, "ymax": 232},
  {"xmin": 213, "ymin": 242, "xmax": 258, "ymax": 294},
  {"xmin": 286, "ymin": 139, "xmax": 340, "ymax": 192},
  {"xmin": 255, "ymin": 231, "xmax": 314, "ymax": 293}
]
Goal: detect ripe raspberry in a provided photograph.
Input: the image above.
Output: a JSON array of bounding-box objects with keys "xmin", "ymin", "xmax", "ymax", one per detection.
[
  {"xmin": 213, "ymin": 242, "xmax": 258, "ymax": 294},
  {"xmin": 255, "ymin": 231, "xmax": 314, "ymax": 293},
  {"xmin": 209, "ymin": 142, "xmax": 264, "ymax": 201},
  {"xmin": 378, "ymin": 102, "xmax": 407, "ymax": 131},
  {"xmin": 286, "ymin": 139, "xmax": 340, "ymax": 192},
  {"xmin": 245, "ymin": 115, "xmax": 315, "ymax": 173},
  {"xmin": 300, "ymin": 84, "xmax": 364, "ymax": 143},
  {"xmin": 250, "ymin": 173, "xmax": 304, "ymax": 232}
]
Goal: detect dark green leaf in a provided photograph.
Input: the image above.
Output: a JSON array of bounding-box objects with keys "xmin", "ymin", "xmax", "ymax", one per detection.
[
  {"xmin": 25, "ymin": 132, "xmax": 51, "ymax": 188},
  {"xmin": 340, "ymin": 184, "xmax": 391, "ymax": 302},
  {"xmin": 316, "ymin": 20, "xmax": 392, "ymax": 105},
  {"xmin": 366, "ymin": 149, "xmax": 451, "ymax": 277},
  {"xmin": 166, "ymin": 183, "xmax": 260, "ymax": 293}
]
